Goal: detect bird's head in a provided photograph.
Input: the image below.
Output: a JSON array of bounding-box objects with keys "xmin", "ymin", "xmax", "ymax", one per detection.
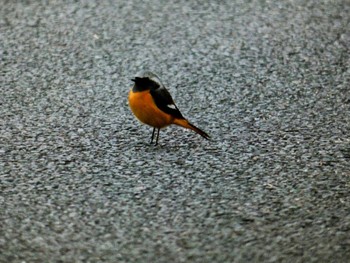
[{"xmin": 131, "ymin": 71, "xmax": 163, "ymax": 91}]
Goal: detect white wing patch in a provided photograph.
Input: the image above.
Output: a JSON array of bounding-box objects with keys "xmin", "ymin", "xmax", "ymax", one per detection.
[{"xmin": 167, "ymin": 104, "xmax": 177, "ymax": 110}]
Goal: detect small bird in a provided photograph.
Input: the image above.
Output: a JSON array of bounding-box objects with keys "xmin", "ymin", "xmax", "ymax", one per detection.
[{"xmin": 128, "ymin": 72, "xmax": 210, "ymax": 145}]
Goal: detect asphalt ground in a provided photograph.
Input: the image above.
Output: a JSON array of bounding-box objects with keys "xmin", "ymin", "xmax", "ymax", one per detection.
[{"xmin": 1, "ymin": 0, "xmax": 350, "ymax": 262}]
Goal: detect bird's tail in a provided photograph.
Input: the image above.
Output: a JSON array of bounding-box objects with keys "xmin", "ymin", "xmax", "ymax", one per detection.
[{"xmin": 173, "ymin": 118, "xmax": 210, "ymax": 140}]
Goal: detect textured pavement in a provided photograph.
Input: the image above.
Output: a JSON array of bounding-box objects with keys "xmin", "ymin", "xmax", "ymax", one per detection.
[{"xmin": 1, "ymin": 0, "xmax": 350, "ymax": 262}]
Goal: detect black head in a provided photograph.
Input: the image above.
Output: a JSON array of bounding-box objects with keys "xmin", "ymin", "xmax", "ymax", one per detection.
[{"xmin": 131, "ymin": 72, "xmax": 163, "ymax": 92}]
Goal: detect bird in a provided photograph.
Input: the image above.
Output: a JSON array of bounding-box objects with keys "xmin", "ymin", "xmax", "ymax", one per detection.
[{"xmin": 128, "ymin": 72, "xmax": 210, "ymax": 145}]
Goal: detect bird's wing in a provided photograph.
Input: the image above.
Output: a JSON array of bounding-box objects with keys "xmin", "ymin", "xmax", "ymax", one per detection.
[{"xmin": 150, "ymin": 87, "xmax": 184, "ymax": 119}]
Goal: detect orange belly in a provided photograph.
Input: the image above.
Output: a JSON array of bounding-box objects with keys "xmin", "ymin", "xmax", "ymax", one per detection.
[{"xmin": 128, "ymin": 90, "xmax": 174, "ymax": 128}]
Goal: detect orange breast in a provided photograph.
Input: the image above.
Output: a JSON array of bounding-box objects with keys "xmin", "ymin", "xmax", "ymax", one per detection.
[{"xmin": 128, "ymin": 89, "xmax": 174, "ymax": 128}]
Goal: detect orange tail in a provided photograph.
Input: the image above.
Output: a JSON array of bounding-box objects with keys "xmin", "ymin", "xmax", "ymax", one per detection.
[{"xmin": 173, "ymin": 118, "xmax": 210, "ymax": 140}]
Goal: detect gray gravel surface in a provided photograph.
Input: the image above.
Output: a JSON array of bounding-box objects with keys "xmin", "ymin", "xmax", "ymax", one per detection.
[{"xmin": 1, "ymin": 0, "xmax": 350, "ymax": 262}]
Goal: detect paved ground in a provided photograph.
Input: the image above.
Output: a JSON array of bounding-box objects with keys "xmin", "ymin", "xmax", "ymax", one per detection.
[{"xmin": 1, "ymin": 0, "xmax": 350, "ymax": 262}]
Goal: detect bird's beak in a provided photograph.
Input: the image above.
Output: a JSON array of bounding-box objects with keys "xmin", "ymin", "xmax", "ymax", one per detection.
[{"xmin": 131, "ymin": 78, "xmax": 136, "ymax": 82}]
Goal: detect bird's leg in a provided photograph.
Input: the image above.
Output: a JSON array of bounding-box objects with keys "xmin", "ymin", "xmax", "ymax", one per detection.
[
  {"xmin": 155, "ymin": 128, "xmax": 160, "ymax": 146},
  {"xmin": 150, "ymin": 127, "xmax": 156, "ymax": 144}
]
